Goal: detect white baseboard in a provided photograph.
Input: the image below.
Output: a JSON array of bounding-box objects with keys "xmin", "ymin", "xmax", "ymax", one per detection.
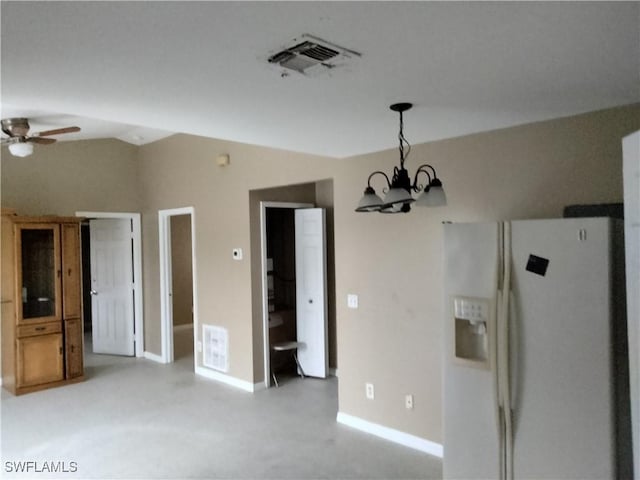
[
  {"xmin": 144, "ymin": 351, "xmax": 165, "ymax": 363},
  {"xmin": 195, "ymin": 365, "xmax": 255, "ymax": 392},
  {"xmin": 329, "ymin": 368, "xmax": 338, "ymax": 377},
  {"xmin": 336, "ymin": 412, "xmax": 443, "ymax": 457}
]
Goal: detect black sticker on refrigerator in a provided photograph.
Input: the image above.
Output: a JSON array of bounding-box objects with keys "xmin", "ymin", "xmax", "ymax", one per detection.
[{"xmin": 526, "ymin": 254, "xmax": 549, "ymax": 276}]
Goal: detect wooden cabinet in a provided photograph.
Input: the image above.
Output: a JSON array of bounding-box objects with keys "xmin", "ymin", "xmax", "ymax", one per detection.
[
  {"xmin": 17, "ymin": 333, "xmax": 64, "ymax": 387},
  {"xmin": 64, "ymin": 318, "xmax": 83, "ymax": 379},
  {"xmin": 1, "ymin": 213, "xmax": 84, "ymax": 395},
  {"xmin": 62, "ymin": 224, "xmax": 82, "ymax": 319}
]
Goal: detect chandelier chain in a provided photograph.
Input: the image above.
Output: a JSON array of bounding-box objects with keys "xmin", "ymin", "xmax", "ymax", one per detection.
[{"xmin": 398, "ymin": 111, "xmax": 411, "ymax": 168}]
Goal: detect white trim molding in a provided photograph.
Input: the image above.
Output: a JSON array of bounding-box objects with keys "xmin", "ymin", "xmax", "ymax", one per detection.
[
  {"xmin": 144, "ymin": 351, "xmax": 165, "ymax": 363},
  {"xmin": 195, "ymin": 366, "xmax": 256, "ymax": 392},
  {"xmin": 336, "ymin": 412, "xmax": 443, "ymax": 457}
]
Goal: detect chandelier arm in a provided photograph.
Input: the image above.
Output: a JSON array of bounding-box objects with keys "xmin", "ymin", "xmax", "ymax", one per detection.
[
  {"xmin": 412, "ymin": 167, "xmax": 432, "ymax": 192},
  {"xmin": 367, "ymin": 170, "xmax": 392, "ymax": 188},
  {"xmin": 416, "ymin": 163, "xmax": 438, "ymax": 179}
]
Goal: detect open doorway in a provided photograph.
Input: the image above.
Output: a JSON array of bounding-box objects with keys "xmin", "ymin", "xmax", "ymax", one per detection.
[
  {"xmin": 169, "ymin": 214, "xmax": 194, "ymax": 360},
  {"xmin": 264, "ymin": 206, "xmax": 300, "ymax": 385},
  {"xmin": 260, "ymin": 202, "xmax": 329, "ymax": 387},
  {"xmin": 159, "ymin": 207, "xmax": 197, "ymax": 367}
]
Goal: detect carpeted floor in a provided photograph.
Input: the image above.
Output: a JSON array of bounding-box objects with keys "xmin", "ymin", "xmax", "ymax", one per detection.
[{"xmin": 1, "ymin": 332, "xmax": 442, "ymax": 479}]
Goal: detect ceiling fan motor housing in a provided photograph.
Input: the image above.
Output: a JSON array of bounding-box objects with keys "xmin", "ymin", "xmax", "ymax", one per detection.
[{"xmin": 1, "ymin": 118, "xmax": 30, "ymax": 138}]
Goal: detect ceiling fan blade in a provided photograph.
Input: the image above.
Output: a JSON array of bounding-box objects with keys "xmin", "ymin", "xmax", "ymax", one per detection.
[
  {"xmin": 36, "ymin": 126, "xmax": 80, "ymax": 137},
  {"xmin": 28, "ymin": 137, "xmax": 57, "ymax": 145}
]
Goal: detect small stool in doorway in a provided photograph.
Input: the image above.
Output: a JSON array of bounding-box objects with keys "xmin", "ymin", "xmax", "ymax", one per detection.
[{"xmin": 271, "ymin": 341, "xmax": 305, "ymax": 387}]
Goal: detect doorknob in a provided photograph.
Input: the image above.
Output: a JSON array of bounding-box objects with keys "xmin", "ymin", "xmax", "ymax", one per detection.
[{"xmin": 90, "ymin": 290, "xmax": 98, "ymax": 296}]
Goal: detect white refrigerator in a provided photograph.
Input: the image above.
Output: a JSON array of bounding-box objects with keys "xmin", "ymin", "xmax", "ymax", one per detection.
[{"xmin": 442, "ymin": 217, "xmax": 632, "ymax": 480}]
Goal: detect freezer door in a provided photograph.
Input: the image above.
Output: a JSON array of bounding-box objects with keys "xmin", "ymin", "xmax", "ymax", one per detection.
[
  {"xmin": 443, "ymin": 222, "xmax": 501, "ymax": 479},
  {"xmin": 510, "ymin": 218, "xmax": 615, "ymax": 479}
]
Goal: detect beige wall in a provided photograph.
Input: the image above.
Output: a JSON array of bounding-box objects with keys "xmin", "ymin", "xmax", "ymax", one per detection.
[
  {"xmin": 171, "ymin": 214, "xmax": 193, "ymax": 326},
  {"xmin": 333, "ymin": 104, "xmax": 640, "ymax": 443},
  {"xmin": 136, "ymin": 135, "xmax": 337, "ymax": 381},
  {"xmin": 3, "ymin": 104, "xmax": 638, "ymax": 448},
  {"xmin": 1, "ymin": 139, "xmax": 140, "ymax": 215}
]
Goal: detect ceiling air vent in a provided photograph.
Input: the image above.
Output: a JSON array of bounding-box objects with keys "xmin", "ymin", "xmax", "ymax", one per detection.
[{"xmin": 268, "ymin": 34, "xmax": 361, "ymax": 76}]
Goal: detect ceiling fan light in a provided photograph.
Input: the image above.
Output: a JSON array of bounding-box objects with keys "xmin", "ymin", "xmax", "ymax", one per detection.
[
  {"xmin": 8, "ymin": 142, "xmax": 34, "ymax": 157},
  {"xmin": 355, "ymin": 186, "xmax": 384, "ymax": 212}
]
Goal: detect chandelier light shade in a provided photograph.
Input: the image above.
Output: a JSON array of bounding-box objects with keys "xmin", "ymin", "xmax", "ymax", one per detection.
[
  {"xmin": 8, "ymin": 141, "xmax": 34, "ymax": 157},
  {"xmin": 355, "ymin": 102, "xmax": 446, "ymax": 214},
  {"xmin": 355, "ymin": 185, "xmax": 385, "ymax": 212}
]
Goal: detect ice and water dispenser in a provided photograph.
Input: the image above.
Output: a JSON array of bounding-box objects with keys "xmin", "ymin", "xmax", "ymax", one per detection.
[{"xmin": 453, "ymin": 296, "xmax": 490, "ymax": 368}]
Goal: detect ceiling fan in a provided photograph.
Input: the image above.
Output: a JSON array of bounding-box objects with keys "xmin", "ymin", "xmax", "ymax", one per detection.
[{"xmin": 1, "ymin": 117, "xmax": 81, "ymax": 157}]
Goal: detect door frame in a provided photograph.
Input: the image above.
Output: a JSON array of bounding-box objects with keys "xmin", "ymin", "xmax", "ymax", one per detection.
[
  {"xmin": 75, "ymin": 211, "xmax": 144, "ymax": 357},
  {"xmin": 159, "ymin": 207, "xmax": 197, "ymax": 365},
  {"xmin": 260, "ymin": 201, "xmax": 313, "ymax": 388}
]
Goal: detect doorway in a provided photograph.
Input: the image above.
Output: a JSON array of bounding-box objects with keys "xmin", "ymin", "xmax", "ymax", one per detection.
[
  {"xmin": 260, "ymin": 202, "xmax": 328, "ymax": 387},
  {"xmin": 76, "ymin": 211, "xmax": 144, "ymax": 357},
  {"xmin": 169, "ymin": 214, "xmax": 194, "ymax": 360},
  {"xmin": 159, "ymin": 207, "xmax": 197, "ymax": 367}
]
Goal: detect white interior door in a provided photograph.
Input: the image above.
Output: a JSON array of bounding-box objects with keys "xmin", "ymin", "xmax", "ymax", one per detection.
[
  {"xmin": 295, "ymin": 208, "xmax": 328, "ymax": 378},
  {"xmin": 90, "ymin": 218, "xmax": 135, "ymax": 355}
]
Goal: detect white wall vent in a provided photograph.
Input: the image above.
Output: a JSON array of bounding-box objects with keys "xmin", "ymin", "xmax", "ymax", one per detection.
[
  {"xmin": 268, "ymin": 34, "xmax": 361, "ymax": 76},
  {"xmin": 202, "ymin": 324, "xmax": 229, "ymax": 372}
]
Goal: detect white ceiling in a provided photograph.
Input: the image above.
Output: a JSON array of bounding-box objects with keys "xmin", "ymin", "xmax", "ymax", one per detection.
[{"xmin": 1, "ymin": 2, "xmax": 638, "ymax": 158}]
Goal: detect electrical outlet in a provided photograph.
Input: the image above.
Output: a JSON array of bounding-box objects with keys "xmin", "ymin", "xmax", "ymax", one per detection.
[
  {"xmin": 366, "ymin": 383, "xmax": 375, "ymax": 400},
  {"xmin": 405, "ymin": 394, "xmax": 414, "ymax": 410}
]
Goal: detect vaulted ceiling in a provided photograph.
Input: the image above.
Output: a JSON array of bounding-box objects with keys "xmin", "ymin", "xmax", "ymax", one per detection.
[{"xmin": 2, "ymin": 2, "xmax": 638, "ymax": 157}]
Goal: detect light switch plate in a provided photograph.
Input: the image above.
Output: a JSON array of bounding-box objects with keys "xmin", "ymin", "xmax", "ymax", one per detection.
[
  {"xmin": 347, "ymin": 294, "xmax": 358, "ymax": 309},
  {"xmin": 366, "ymin": 383, "xmax": 374, "ymax": 400}
]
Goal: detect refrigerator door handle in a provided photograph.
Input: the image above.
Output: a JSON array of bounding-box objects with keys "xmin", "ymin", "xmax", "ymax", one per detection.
[
  {"xmin": 493, "ymin": 223, "xmax": 505, "ymax": 480},
  {"xmin": 495, "ymin": 290, "xmax": 507, "ymax": 480},
  {"xmin": 501, "ymin": 221, "xmax": 515, "ymax": 480}
]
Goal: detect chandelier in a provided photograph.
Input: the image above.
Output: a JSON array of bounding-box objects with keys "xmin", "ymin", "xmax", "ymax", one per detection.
[{"xmin": 355, "ymin": 103, "xmax": 446, "ymax": 213}]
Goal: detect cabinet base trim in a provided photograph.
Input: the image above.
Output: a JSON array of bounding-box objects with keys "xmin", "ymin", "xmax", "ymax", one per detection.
[{"xmin": 13, "ymin": 375, "xmax": 84, "ymax": 396}]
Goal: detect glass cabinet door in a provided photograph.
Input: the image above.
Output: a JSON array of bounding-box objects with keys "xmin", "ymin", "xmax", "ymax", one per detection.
[{"xmin": 17, "ymin": 224, "xmax": 61, "ymax": 322}]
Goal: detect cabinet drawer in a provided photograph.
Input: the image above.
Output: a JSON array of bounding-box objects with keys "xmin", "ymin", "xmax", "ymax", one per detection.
[{"xmin": 17, "ymin": 322, "xmax": 62, "ymax": 338}]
